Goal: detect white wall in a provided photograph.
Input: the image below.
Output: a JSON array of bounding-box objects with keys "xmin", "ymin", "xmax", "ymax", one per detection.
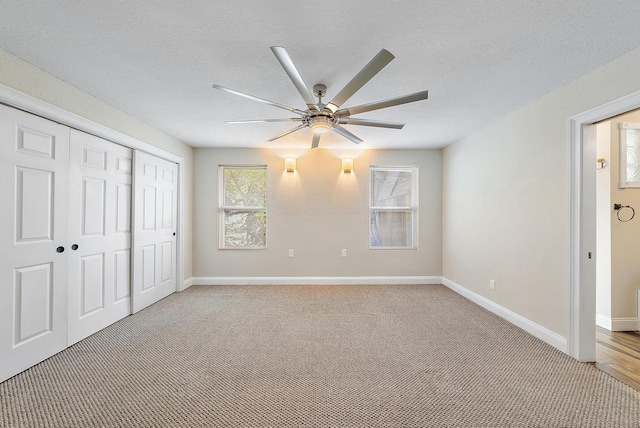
[
  {"xmin": 0, "ymin": 47, "xmax": 194, "ymax": 279},
  {"xmin": 193, "ymin": 148, "xmax": 442, "ymax": 279},
  {"xmin": 443, "ymin": 45, "xmax": 640, "ymax": 339}
]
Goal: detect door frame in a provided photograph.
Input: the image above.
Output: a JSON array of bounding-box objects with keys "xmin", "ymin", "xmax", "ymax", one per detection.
[
  {"xmin": 0, "ymin": 83, "xmax": 187, "ymax": 293},
  {"xmin": 569, "ymin": 89, "xmax": 640, "ymax": 361}
]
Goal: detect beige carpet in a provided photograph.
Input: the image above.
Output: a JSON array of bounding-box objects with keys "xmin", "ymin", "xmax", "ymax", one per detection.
[{"xmin": 1, "ymin": 284, "xmax": 639, "ymax": 427}]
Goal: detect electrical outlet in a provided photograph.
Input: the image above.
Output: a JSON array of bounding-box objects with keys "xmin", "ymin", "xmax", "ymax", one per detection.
[
  {"xmin": 489, "ymin": 279, "xmax": 496, "ymax": 291},
  {"xmin": 288, "ymin": 249, "xmax": 294, "ymax": 258},
  {"xmin": 341, "ymin": 249, "xmax": 347, "ymax": 257}
]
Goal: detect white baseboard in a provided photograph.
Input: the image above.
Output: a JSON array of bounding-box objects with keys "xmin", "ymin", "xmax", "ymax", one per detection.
[
  {"xmin": 441, "ymin": 277, "xmax": 568, "ymax": 354},
  {"xmin": 596, "ymin": 314, "xmax": 640, "ymax": 331},
  {"xmin": 611, "ymin": 318, "xmax": 640, "ymax": 331},
  {"xmin": 610, "ymin": 317, "xmax": 638, "ymax": 331},
  {"xmin": 596, "ymin": 313, "xmax": 612, "ymax": 330},
  {"xmin": 189, "ymin": 276, "xmax": 442, "ymax": 286},
  {"xmin": 180, "ymin": 277, "xmax": 194, "ymax": 292}
]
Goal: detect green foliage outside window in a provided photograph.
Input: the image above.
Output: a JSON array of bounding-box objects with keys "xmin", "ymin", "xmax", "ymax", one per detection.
[{"xmin": 221, "ymin": 166, "xmax": 267, "ymax": 248}]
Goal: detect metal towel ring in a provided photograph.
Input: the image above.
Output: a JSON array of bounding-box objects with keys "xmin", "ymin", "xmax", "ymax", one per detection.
[{"xmin": 614, "ymin": 204, "xmax": 635, "ymax": 222}]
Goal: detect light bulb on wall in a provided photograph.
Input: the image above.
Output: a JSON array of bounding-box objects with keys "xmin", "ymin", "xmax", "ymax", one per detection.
[
  {"xmin": 342, "ymin": 158, "xmax": 353, "ymax": 173},
  {"xmin": 285, "ymin": 157, "xmax": 296, "ymax": 173}
]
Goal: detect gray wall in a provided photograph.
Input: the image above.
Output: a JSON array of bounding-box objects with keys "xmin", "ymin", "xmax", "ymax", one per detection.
[
  {"xmin": 443, "ymin": 45, "xmax": 640, "ymax": 338},
  {"xmin": 193, "ymin": 148, "xmax": 442, "ymax": 278}
]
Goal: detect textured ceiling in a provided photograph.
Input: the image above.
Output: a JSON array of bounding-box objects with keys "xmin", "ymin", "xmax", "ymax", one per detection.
[{"xmin": 2, "ymin": 1, "xmax": 640, "ymax": 149}]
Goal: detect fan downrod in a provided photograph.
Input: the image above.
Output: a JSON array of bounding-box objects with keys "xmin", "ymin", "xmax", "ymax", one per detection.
[{"xmin": 313, "ymin": 84, "xmax": 327, "ymax": 102}]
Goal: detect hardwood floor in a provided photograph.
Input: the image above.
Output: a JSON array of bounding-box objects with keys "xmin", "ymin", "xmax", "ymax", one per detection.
[{"xmin": 596, "ymin": 326, "xmax": 640, "ymax": 391}]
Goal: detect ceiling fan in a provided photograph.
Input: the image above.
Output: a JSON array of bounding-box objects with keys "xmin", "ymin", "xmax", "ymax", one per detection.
[{"xmin": 212, "ymin": 46, "xmax": 429, "ymax": 148}]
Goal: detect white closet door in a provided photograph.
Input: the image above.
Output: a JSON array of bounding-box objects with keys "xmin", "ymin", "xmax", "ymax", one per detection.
[
  {"xmin": 132, "ymin": 151, "xmax": 178, "ymax": 313},
  {"xmin": 0, "ymin": 104, "xmax": 70, "ymax": 382},
  {"xmin": 67, "ymin": 130, "xmax": 133, "ymax": 345}
]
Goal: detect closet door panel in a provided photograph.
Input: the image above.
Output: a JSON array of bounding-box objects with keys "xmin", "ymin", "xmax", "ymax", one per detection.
[
  {"xmin": 132, "ymin": 151, "xmax": 177, "ymax": 313},
  {"xmin": 0, "ymin": 104, "xmax": 69, "ymax": 383},
  {"xmin": 67, "ymin": 130, "xmax": 132, "ymax": 345}
]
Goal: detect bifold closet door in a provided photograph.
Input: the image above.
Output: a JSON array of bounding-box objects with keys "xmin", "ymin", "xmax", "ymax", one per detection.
[
  {"xmin": 132, "ymin": 151, "xmax": 178, "ymax": 313},
  {"xmin": 67, "ymin": 130, "xmax": 133, "ymax": 345},
  {"xmin": 0, "ymin": 104, "xmax": 70, "ymax": 382}
]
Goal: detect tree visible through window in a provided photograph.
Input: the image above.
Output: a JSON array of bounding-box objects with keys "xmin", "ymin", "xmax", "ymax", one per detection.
[
  {"xmin": 219, "ymin": 165, "xmax": 267, "ymax": 248},
  {"xmin": 370, "ymin": 166, "xmax": 418, "ymax": 248}
]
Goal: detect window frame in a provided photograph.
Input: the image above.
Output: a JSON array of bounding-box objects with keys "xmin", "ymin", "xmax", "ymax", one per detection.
[
  {"xmin": 369, "ymin": 165, "xmax": 418, "ymax": 250},
  {"xmin": 619, "ymin": 122, "xmax": 640, "ymax": 188},
  {"xmin": 218, "ymin": 164, "xmax": 268, "ymax": 250}
]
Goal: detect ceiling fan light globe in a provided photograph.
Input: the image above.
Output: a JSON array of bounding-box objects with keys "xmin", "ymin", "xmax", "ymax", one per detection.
[
  {"xmin": 311, "ymin": 122, "xmax": 331, "ymax": 134},
  {"xmin": 310, "ymin": 116, "xmax": 332, "ymax": 134}
]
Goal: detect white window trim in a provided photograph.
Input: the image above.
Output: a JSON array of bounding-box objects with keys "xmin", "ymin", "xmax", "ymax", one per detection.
[
  {"xmin": 619, "ymin": 122, "xmax": 640, "ymax": 188},
  {"xmin": 369, "ymin": 165, "xmax": 418, "ymax": 250},
  {"xmin": 218, "ymin": 164, "xmax": 268, "ymax": 250}
]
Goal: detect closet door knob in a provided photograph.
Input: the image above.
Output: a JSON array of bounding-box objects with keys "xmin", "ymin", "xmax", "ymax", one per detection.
[
  {"xmin": 71, "ymin": 244, "xmax": 79, "ymax": 250},
  {"xmin": 56, "ymin": 246, "xmax": 65, "ymax": 253}
]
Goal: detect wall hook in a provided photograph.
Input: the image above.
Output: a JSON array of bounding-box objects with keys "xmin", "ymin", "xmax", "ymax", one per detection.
[{"xmin": 596, "ymin": 157, "xmax": 606, "ymax": 170}]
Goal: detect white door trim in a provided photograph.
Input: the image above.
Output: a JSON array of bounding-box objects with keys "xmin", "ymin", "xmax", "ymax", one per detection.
[
  {"xmin": 0, "ymin": 83, "xmax": 186, "ymax": 295},
  {"xmin": 569, "ymin": 89, "xmax": 640, "ymax": 361}
]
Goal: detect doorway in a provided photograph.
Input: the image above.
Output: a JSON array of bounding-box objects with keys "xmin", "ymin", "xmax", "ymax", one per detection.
[
  {"xmin": 569, "ymin": 88, "xmax": 640, "ymax": 362},
  {"xmin": 593, "ymin": 112, "xmax": 640, "ymax": 390}
]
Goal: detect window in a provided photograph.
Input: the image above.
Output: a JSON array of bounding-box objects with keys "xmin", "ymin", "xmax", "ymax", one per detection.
[
  {"xmin": 620, "ymin": 122, "xmax": 640, "ymax": 188},
  {"xmin": 369, "ymin": 166, "xmax": 418, "ymax": 249},
  {"xmin": 219, "ymin": 165, "xmax": 267, "ymax": 248}
]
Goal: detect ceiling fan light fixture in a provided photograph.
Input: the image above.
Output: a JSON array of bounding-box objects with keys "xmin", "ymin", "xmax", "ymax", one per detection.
[
  {"xmin": 310, "ymin": 116, "xmax": 332, "ymax": 134},
  {"xmin": 213, "ymin": 46, "xmax": 430, "ymax": 148}
]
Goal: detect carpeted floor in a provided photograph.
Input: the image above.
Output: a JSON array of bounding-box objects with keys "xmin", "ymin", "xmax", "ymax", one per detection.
[{"xmin": 1, "ymin": 284, "xmax": 639, "ymax": 427}]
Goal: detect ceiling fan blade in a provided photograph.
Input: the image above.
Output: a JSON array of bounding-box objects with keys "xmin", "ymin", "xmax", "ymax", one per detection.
[
  {"xmin": 213, "ymin": 84, "xmax": 306, "ymax": 115},
  {"xmin": 336, "ymin": 90, "xmax": 429, "ymax": 117},
  {"xmin": 332, "ymin": 125, "xmax": 363, "ymax": 144},
  {"xmin": 226, "ymin": 118, "xmax": 303, "ymax": 124},
  {"xmin": 325, "ymin": 49, "xmax": 395, "ymax": 113},
  {"xmin": 338, "ymin": 118, "xmax": 405, "ymax": 129},
  {"xmin": 270, "ymin": 46, "xmax": 319, "ymax": 112},
  {"xmin": 311, "ymin": 134, "xmax": 321, "ymax": 149},
  {"xmin": 266, "ymin": 124, "xmax": 308, "ymax": 142}
]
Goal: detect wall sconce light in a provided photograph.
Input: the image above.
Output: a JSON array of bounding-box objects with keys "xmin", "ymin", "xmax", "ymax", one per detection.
[
  {"xmin": 342, "ymin": 158, "xmax": 353, "ymax": 173},
  {"xmin": 285, "ymin": 157, "xmax": 296, "ymax": 173}
]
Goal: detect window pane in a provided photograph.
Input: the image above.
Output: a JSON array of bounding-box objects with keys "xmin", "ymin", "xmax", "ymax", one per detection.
[
  {"xmin": 220, "ymin": 165, "xmax": 267, "ymax": 248},
  {"xmin": 223, "ymin": 210, "xmax": 266, "ymax": 247},
  {"xmin": 370, "ymin": 211, "xmax": 413, "ymax": 247},
  {"xmin": 223, "ymin": 167, "xmax": 267, "ymax": 207},
  {"xmin": 627, "ymin": 129, "xmax": 639, "ymax": 147},
  {"xmin": 628, "ymin": 165, "xmax": 639, "ymax": 183},
  {"xmin": 624, "ymin": 129, "xmax": 640, "ymax": 184},
  {"xmin": 371, "ymin": 170, "xmax": 413, "ymax": 207}
]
